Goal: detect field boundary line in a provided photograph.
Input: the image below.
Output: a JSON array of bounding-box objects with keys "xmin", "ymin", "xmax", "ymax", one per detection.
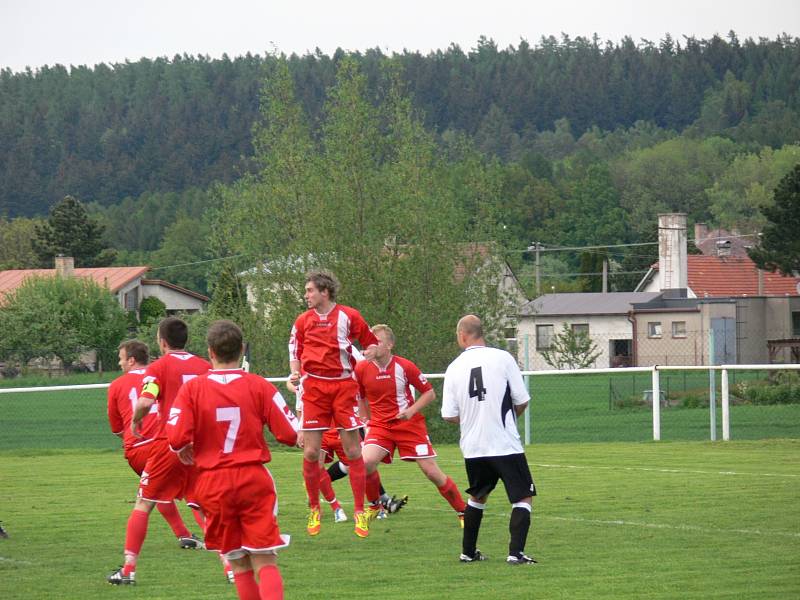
[{"xmin": 531, "ymin": 462, "xmax": 800, "ymax": 478}]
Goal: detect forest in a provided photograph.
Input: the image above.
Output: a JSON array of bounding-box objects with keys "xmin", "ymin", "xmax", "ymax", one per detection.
[{"xmin": 1, "ymin": 33, "xmax": 799, "ymax": 299}]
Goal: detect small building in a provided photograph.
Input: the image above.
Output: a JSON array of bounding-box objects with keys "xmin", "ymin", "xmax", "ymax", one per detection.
[{"xmin": 0, "ymin": 256, "xmax": 208, "ymax": 315}]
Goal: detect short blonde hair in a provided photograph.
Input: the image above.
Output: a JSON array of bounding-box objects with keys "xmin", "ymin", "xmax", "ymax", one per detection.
[{"xmin": 371, "ymin": 324, "xmax": 395, "ymax": 344}]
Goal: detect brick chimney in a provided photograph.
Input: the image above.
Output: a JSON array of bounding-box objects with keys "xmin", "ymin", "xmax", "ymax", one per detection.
[
  {"xmin": 658, "ymin": 213, "xmax": 688, "ymax": 298},
  {"xmin": 54, "ymin": 255, "xmax": 74, "ymax": 278}
]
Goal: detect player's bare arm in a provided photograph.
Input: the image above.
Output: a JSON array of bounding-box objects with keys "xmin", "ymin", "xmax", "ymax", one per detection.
[
  {"xmin": 514, "ymin": 401, "xmax": 529, "ymax": 416},
  {"xmin": 397, "ymin": 389, "xmax": 436, "ymax": 421},
  {"xmin": 443, "ymin": 416, "xmax": 460, "ymax": 424},
  {"xmin": 131, "ymin": 395, "xmax": 155, "ymax": 436},
  {"xmin": 289, "ymin": 359, "xmax": 301, "ymax": 384}
]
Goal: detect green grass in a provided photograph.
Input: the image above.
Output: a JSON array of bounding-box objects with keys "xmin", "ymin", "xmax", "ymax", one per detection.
[{"xmin": 1, "ymin": 442, "xmax": 798, "ymax": 599}]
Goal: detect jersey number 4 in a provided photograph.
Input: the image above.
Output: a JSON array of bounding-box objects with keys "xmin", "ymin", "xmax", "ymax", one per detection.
[
  {"xmin": 216, "ymin": 407, "xmax": 241, "ymax": 453},
  {"xmin": 468, "ymin": 367, "xmax": 487, "ymax": 402}
]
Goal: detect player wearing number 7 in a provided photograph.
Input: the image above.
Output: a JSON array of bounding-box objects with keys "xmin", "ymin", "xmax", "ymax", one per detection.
[
  {"xmin": 167, "ymin": 320, "xmax": 299, "ymax": 600},
  {"xmin": 441, "ymin": 315, "xmax": 538, "ymax": 565}
]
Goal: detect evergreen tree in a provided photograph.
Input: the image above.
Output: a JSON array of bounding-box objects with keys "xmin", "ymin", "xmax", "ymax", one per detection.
[
  {"xmin": 32, "ymin": 196, "xmax": 116, "ymax": 267},
  {"xmin": 749, "ymin": 164, "xmax": 800, "ymax": 275}
]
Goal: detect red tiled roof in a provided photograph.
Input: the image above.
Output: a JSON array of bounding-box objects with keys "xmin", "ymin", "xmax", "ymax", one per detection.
[
  {"xmin": 0, "ymin": 266, "xmax": 149, "ymax": 297},
  {"xmin": 654, "ymin": 255, "xmax": 799, "ymax": 297}
]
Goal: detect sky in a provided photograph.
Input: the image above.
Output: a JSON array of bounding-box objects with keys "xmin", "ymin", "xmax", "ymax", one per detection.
[{"xmin": 1, "ymin": 0, "xmax": 798, "ymax": 72}]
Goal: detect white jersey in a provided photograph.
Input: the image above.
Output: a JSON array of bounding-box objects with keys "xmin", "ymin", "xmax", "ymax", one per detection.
[{"xmin": 441, "ymin": 345, "xmax": 530, "ymax": 459}]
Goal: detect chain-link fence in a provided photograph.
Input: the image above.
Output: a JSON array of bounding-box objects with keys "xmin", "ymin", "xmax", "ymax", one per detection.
[{"xmin": 2, "ymin": 365, "xmax": 798, "ymax": 451}]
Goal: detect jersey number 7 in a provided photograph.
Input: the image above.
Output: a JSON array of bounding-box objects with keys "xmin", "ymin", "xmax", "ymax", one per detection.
[
  {"xmin": 468, "ymin": 367, "xmax": 486, "ymax": 402},
  {"xmin": 216, "ymin": 407, "xmax": 241, "ymax": 453}
]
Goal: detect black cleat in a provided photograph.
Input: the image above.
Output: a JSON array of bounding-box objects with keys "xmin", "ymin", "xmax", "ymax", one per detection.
[
  {"xmin": 107, "ymin": 566, "xmax": 136, "ymax": 585},
  {"xmin": 506, "ymin": 553, "xmax": 537, "ymax": 565},
  {"xmin": 383, "ymin": 494, "xmax": 408, "ymax": 514},
  {"xmin": 179, "ymin": 533, "xmax": 204, "ymax": 549},
  {"xmin": 459, "ymin": 549, "xmax": 487, "ymax": 563},
  {"xmin": 0, "ymin": 522, "xmax": 8, "ymax": 539}
]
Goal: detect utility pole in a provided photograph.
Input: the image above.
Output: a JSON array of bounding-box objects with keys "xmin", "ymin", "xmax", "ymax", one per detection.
[
  {"xmin": 602, "ymin": 257, "xmax": 608, "ymax": 293},
  {"xmin": 527, "ymin": 242, "xmax": 542, "ymax": 297}
]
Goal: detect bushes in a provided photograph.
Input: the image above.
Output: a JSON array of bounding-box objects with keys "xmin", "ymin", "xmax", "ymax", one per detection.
[{"xmin": 733, "ymin": 372, "xmax": 800, "ymax": 405}]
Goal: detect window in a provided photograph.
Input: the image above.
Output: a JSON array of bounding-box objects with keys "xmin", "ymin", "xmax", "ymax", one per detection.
[
  {"xmin": 536, "ymin": 324, "xmax": 554, "ymax": 350},
  {"xmin": 647, "ymin": 322, "xmax": 662, "ymax": 338},
  {"xmin": 571, "ymin": 323, "xmax": 589, "ymax": 337},
  {"xmin": 672, "ymin": 321, "xmax": 687, "ymax": 338},
  {"xmin": 793, "ymin": 312, "xmax": 800, "ymax": 337},
  {"xmin": 124, "ymin": 292, "xmax": 137, "ymax": 312}
]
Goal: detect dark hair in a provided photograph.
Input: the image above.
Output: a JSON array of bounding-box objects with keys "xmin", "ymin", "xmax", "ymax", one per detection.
[
  {"xmin": 119, "ymin": 339, "xmax": 149, "ymax": 365},
  {"xmin": 158, "ymin": 316, "xmax": 188, "ymax": 349},
  {"xmin": 207, "ymin": 320, "xmax": 243, "ymax": 363},
  {"xmin": 305, "ymin": 270, "xmax": 339, "ymax": 301}
]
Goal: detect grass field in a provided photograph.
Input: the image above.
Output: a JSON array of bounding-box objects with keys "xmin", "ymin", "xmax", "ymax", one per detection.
[{"xmin": 1, "ymin": 441, "xmax": 798, "ymax": 599}]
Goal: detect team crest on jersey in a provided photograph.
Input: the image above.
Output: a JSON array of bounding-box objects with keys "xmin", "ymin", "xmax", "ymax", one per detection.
[{"xmin": 419, "ymin": 374, "xmax": 428, "ymax": 385}]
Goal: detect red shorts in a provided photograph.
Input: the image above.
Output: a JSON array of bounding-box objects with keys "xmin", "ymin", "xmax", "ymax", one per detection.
[
  {"xmin": 125, "ymin": 441, "xmax": 156, "ymax": 475},
  {"xmin": 364, "ymin": 415, "xmax": 436, "ymax": 462},
  {"xmin": 193, "ymin": 464, "xmax": 289, "ymax": 559},
  {"xmin": 138, "ymin": 438, "xmax": 192, "ymax": 503},
  {"xmin": 321, "ymin": 428, "xmax": 348, "ymax": 464},
  {"xmin": 301, "ymin": 377, "xmax": 362, "ymax": 431}
]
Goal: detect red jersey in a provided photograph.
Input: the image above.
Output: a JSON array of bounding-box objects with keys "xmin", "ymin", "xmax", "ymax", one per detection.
[
  {"xmin": 289, "ymin": 304, "xmax": 378, "ymax": 379},
  {"xmin": 166, "ymin": 369, "xmax": 299, "ymax": 470},
  {"xmin": 107, "ymin": 368, "xmax": 159, "ymax": 451},
  {"xmin": 355, "ymin": 355, "xmax": 433, "ymax": 426},
  {"xmin": 141, "ymin": 351, "xmax": 211, "ymax": 438}
]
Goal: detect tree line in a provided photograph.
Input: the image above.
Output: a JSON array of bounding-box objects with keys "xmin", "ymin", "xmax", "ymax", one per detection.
[{"xmin": 1, "ymin": 33, "xmax": 799, "ymax": 218}]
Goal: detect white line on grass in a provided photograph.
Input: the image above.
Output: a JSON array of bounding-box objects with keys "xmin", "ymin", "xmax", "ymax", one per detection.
[
  {"xmin": 531, "ymin": 463, "xmax": 800, "ymax": 479},
  {"xmin": 0, "ymin": 556, "xmax": 34, "ymax": 566},
  {"xmin": 545, "ymin": 515, "xmax": 800, "ymax": 539}
]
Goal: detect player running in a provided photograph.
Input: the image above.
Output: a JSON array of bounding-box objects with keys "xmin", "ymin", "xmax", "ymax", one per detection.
[
  {"xmin": 107, "ymin": 317, "xmax": 211, "ymax": 585},
  {"xmin": 107, "ymin": 339, "xmax": 199, "ymax": 548},
  {"xmin": 356, "ymin": 325, "xmax": 466, "ymax": 526},
  {"xmin": 288, "ymin": 271, "xmax": 379, "ymax": 538},
  {"xmin": 167, "ymin": 320, "xmax": 299, "ymax": 600}
]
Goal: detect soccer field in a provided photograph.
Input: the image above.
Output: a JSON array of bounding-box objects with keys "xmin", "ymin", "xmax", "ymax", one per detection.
[{"xmin": 1, "ymin": 441, "xmax": 798, "ymax": 599}]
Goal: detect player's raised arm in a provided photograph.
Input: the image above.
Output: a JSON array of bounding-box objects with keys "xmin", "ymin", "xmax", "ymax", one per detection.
[{"xmin": 264, "ymin": 385, "xmax": 300, "ymax": 447}]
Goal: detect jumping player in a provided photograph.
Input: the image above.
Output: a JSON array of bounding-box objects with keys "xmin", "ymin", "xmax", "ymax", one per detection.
[
  {"xmin": 167, "ymin": 320, "xmax": 298, "ymax": 600},
  {"xmin": 356, "ymin": 325, "xmax": 466, "ymax": 525},
  {"xmin": 107, "ymin": 317, "xmax": 211, "ymax": 585},
  {"xmin": 288, "ymin": 271, "xmax": 379, "ymax": 538},
  {"xmin": 107, "ymin": 339, "xmax": 199, "ymax": 548}
]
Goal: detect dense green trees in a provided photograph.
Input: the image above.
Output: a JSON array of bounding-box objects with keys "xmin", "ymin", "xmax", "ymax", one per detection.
[
  {"xmin": 0, "ymin": 276, "xmax": 127, "ymax": 368},
  {"xmin": 1, "ymin": 34, "xmax": 799, "ymax": 218},
  {"xmin": 749, "ymin": 164, "xmax": 800, "ymax": 276}
]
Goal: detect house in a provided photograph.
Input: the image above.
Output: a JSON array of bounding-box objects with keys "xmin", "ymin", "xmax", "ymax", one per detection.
[
  {"xmin": 518, "ymin": 213, "xmax": 800, "ymax": 369},
  {"xmin": 0, "ymin": 256, "xmax": 209, "ymax": 315}
]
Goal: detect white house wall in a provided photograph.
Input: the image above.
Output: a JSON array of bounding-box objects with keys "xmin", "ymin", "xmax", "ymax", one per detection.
[
  {"xmin": 141, "ymin": 284, "xmax": 205, "ymax": 312},
  {"xmin": 517, "ymin": 314, "xmax": 632, "ymax": 371}
]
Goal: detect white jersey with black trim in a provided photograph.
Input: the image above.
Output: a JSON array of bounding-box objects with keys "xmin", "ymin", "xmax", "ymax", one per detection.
[{"xmin": 441, "ymin": 345, "xmax": 530, "ymax": 459}]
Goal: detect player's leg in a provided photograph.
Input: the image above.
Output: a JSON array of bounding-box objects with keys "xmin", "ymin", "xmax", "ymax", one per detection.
[
  {"xmin": 317, "ymin": 452, "xmax": 344, "ymax": 519},
  {"xmin": 108, "ymin": 497, "xmax": 155, "ymax": 584},
  {"xmin": 327, "ymin": 460, "xmax": 348, "ymax": 482},
  {"xmin": 460, "ymin": 457, "xmax": 499, "ymax": 562},
  {"xmin": 499, "ymin": 454, "xmax": 537, "ymax": 565},
  {"xmin": 301, "ymin": 429, "xmax": 324, "ymax": 535},
  {"xmin": 250, "ymin": 553, "xmax": 283, "ymax": 600},
  {"xmin": 417, "ymin": 457, "xmax": 467, "ymax": 519},
  {"xmin": 362, "ymin": 443, "xmax": 389, "ymax": 508},
  {"xmin": 339, "ymin": 426, "xmax": 366, "ymax": 511},
  {"xmin": 229, "ymin": 555, "xmax": 260, "ymax": 600}
]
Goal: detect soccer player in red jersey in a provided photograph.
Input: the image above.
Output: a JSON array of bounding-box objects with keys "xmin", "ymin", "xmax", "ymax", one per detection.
[
  {"xmin": 288, "ymin": 271, "xmax": 379, "ymax": 538},
  {"xmin": 357, "ymin": 325, "xmax": 467, "ymax": 525},
  {"xmin": 107, "ymin": 317, "xmax": 211, "ymax": 585},
  {"xmin": 107, "ymin": 339, "xmax": 197, "ymax": 547},
  {"xmin": 167, "ymin": 320, "xmax": 299, "ymax": 600}
]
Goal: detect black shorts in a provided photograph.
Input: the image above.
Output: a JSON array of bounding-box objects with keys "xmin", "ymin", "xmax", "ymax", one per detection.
[{"xmin": 464, "ymin": 453, "xmax": 536, "ymax": 503}]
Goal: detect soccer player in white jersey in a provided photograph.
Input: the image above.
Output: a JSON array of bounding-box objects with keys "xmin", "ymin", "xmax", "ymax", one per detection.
[{"xmin": 441, "ymin": 315, "xmax": 537, "ymax": 565}]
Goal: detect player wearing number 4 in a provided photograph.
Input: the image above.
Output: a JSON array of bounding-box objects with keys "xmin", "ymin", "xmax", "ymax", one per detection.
[
  {"xmin": 357, "ymin": 325, "xmax": 466, "ymax": 525},
  {"xmin": 107, "ymin": 340, "xmax": 199, "ymax": 550},
  {"xmin": 168, "ymin": 320, "xmax": 300, "ymax": 600},
  {"xmin": 442, "ymin": 315, "xmax": 538, "ymax": 565},
  {"xmin": 289, "ymin": 271, "xmax": 380, "ymax": 538}
]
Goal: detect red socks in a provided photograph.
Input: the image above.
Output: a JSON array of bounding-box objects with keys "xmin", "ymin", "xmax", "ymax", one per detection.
[
  {"xmin": 258, "ymin": 565, "xmax": 284, "ymax": 600},
  {"xmin": 156, "ymin": 502, "xmax": 191, "ymax": 538},
  {"xmin": 365, "ymin": 470, "xmax": 382, "ymax": 504},
  {"xmin": 233, "ymin": 569, "xmax": 260, "ymax": 600},
  {"xmin": 302, "ymin": 459, "xmax": 321, "ymax": 509},
  {"xmin": 318, "ymin": 465, "xmax": 337, "ymax": 505},
  {"xmin": 190, "ymin": 507, "xmax": 205, "ymax": 531},
  {"xmin": 122, "ymin": 508, "xmax": 149, "ymax": 574},
  {"xmin": 347, "ymin": 456, "xmax": 367, "ymax": 512},
  {"xmin": 438, "ymin": 477, "xmax": 467, "ymax": 513}
]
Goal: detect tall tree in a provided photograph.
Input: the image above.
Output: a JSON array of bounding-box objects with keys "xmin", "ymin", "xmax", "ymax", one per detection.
[
  {"xmin": 32, "ymin": 196, "xmax": 116, "ymax": 267},
  {"xmin": 748, "ymin": 164, "xmax": 800, "ymax": 275},
  {"xmin": 0, "ymin": 217, "xmax": 41, "ymax": 269}
]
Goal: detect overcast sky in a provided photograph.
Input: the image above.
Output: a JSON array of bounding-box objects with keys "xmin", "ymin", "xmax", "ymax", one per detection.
[{"xmin": 1, "ymin": 0, "xmax": 797, "ymax": 72}]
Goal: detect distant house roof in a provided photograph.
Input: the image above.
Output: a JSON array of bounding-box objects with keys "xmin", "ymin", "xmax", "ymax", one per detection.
[
  {"xmin": 637, "ymin": 255, "xmax": 800, "ymax": 297},
  {"xmin": 141, "ymin": 279, "xmax": 210, "ymax": 302},
  {"xmin": 520, "ymin": 292, "xmax": 661, "ymax": 317},
  {"xmin": 0, "ymin": 266, "xmax": 149, "ymax": 298}
]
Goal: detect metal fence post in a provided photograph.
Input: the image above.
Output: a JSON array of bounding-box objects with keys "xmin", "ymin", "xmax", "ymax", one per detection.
[
  {"xmin": 721, "ymin": 368, "xmax": 730, "ymax": 441},
  {"xmin": 651, "ymin": 366, "xmax": 661, "ymax": 441},
  {"xmin": 709, "ymin": 329, "xmax": 717, "ymax": 441}
]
